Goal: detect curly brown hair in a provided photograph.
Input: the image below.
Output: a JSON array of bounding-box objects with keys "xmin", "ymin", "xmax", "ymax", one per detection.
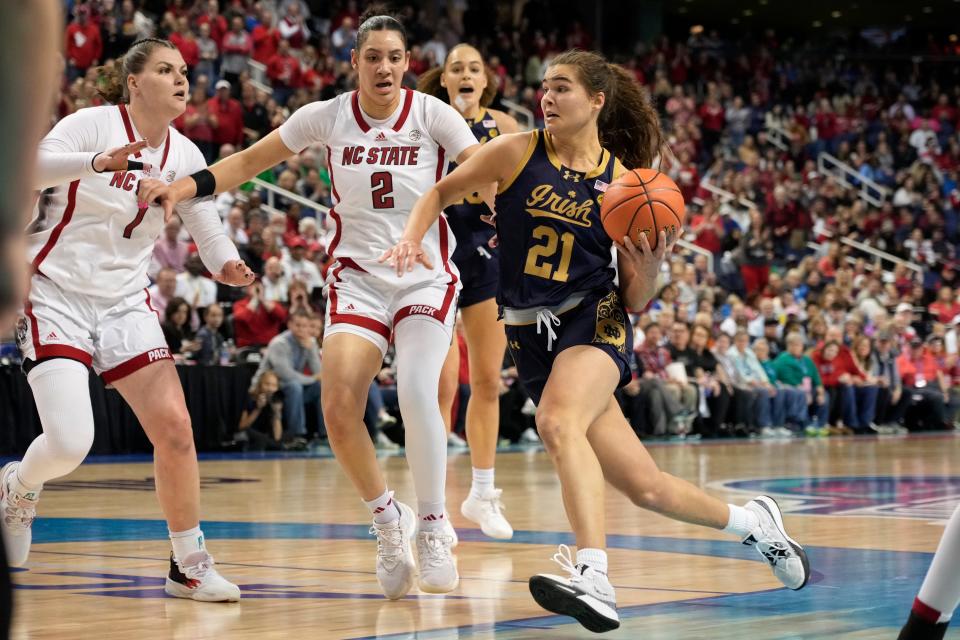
[
  {"xmin": 417, "ymin": 44, "xmax": 498, "ymax": 108},
  {"xmin": 548, "ymin": 50, "xmax": 665, "ymax": 170}
]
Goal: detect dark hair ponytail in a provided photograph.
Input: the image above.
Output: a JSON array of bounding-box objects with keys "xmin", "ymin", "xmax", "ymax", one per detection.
[
  {"xmin": 417, "ymin": 44, "xmax": 498, "ymax": 108},
  {"xmin": 95, "ymin": 38, "xmax": 177, "ymax": 104},
  {"xmin": 549, "ymin": 50, "xmax": 665, "ymax": 170},
  {"xmin": 356, "ymin": 4, "xmax": 407, "ymax": 50}
]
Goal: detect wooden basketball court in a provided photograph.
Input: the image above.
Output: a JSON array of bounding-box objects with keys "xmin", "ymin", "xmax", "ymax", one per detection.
[{"xmin": 9, "ymin": 434, "xmax": 960, "ymax": 639}]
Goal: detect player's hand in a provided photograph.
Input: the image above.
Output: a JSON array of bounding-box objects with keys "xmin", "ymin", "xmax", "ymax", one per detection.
[
  {"xmin": 379, "ymin": 239, "xmax": 434, "ymax": 277},
  {"xmin": 92, "ymin": 141, "xmax": 148, "ymax": 172},
  {"xmin": 136, "ymin": 178, "xmax": 178, "ymax": 222},
  {"xmin": 139, "ymin": 177, "xmax": 194, "ymax": 224},
  {"xmin": 214, "ymin": 259, "xmax": 256, "ymax": 287},
  {"xmin": 615, "ymin": 229, "xmax": 681, "ymax": 282}
]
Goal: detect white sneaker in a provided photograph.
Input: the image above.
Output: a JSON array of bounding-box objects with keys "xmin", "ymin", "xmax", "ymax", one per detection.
[
  {"xmin": 447, "ymin": 432, "xmax": 468, "ymax": 449},
  {"xmin": 461, "ymin": 488, "xmax": 513, "ymax": 539},
  {"xmin": 760, "ymin": 426, "xmax": 778, "ymax": 438},
  {"xmin": 371, "ymin": 501, "xmax": 417, "ymax": 600},
  {"xmin": 0, "ymin": 462, "xmax": 39, "ymax": 568},
  {"xmin": 442, "ymin": 514, "xmax": 459, "ymax": 547},
  {"xmin": 375, "ymin": 431, "xmax": 400, "ymax": 450},
  {"xmin": 416, "ymin": 529, "xmax": 459, "ymax": 593},
  {"xmin": 528, "ymin": 545, "xmax": 619, "ymax": 633},
  {"xmin": 164, "ymin": 551, "xmax": 241, "ymax": 602},
  {"xmin": 520, "ymin": 427, "xmax": 541, "ymax": 443},
  {"xmin": 742, "ymin": 495, "xmax": 810, "ymax": 590},
  {"xmin": 775, "ymin": 427, "xmax": 794, "ymax": 438}
]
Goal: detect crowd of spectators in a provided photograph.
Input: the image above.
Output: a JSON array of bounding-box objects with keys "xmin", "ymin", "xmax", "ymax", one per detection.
[{"xmin": 19, "ymin": 0, "xmax": 960, "ymax": 448}]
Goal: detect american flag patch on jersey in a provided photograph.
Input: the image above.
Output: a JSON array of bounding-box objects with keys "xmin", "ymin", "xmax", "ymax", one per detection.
[
  {"xmin": 482, "ymin": 119, "xmax": 497, "ymax": 127},
  {"xmin": 594, "ymin": 179, "xmax": 609, "ymax": 192}
]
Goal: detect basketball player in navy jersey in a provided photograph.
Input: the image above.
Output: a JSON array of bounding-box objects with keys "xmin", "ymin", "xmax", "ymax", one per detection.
[
  {"xmin": 418, "ymin": 44, "xmax": 519, "ymax": 540},
  {"xmin": 385, "ymin": 50, "xmax": 809, "ymax": 632}
]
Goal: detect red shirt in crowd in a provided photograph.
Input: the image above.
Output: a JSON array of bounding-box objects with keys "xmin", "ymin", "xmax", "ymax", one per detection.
[
  {"xmin": 196, "ymin": 13, "xmax": 228, "ymax": 47},
  {"xmin": 699, "ymin": 101, "xmax": 725, "ymax": 132},
  {"xmin": 930, "ymin": 300, "xmax": 960, "ymax": 324},
  {"xmin": 812, "ymin": 345, "xmax": 864, "ymax": 387},
  {"xmin": 251, "ymin": 24, "xmax": 279, "ymax": 64},
  {"xmin": 233, "ymin": 298, "xmax": 289, "ymax": 348},
  {"xmin": 169, "ymin": 32, "xmax": 200, "ymax": 67},
  {"xmin": 207, "ymin": 96, "xmax": 244, "ymax": 147},
  {"xmin": 896, "ymin": 351, "xmax": 940, "ymax": 388},
  {"xmin": 65, "ymin": 21, "xmax": 102, "ymax": 69},
  {"xmin": 267, "ymin": 53, "xmax": 302, "ymax": 88}
]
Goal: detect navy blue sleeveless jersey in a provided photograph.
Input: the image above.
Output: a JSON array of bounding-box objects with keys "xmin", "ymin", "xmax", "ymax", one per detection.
[
  {"xmin": 494, "ymin": 130, "xmax": 626, "ymax": 309},
  {"xmin": 445, "ymin": 108, "xmax": 501, "ymax": 265}
]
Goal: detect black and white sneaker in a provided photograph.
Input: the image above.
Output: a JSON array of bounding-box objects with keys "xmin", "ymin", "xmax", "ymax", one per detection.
[
  {"xmin": 528, "ymin": 544, "xmax": 619, "ymax": 633},
  {"xmin": 742, "ymin": 495, "xmax": 810, "ymax": 590},
  {"xmin": 165, "ymin": 552, "xmax": 241, "ymax": 602}
]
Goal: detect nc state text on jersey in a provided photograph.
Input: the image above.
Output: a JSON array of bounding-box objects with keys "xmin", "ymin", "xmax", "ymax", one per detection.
[{"xmin": 341, "ymin": 145, "xmax": 421, "ymax": 166}]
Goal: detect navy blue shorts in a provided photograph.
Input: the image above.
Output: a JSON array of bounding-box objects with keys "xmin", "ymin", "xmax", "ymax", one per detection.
[
  {"xmin": 454, "ymin": 246, "xmax": 499, "ymax": 308},
  {"xmin": 505, "ymin": 288, "xmax": 633, "ymax": 405}
]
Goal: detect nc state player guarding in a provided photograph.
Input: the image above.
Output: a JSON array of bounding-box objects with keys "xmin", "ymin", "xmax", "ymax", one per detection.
[
  {"xmin": 8, "ymin": 39, "xmax": 253, "ymax": 601},
  {"xmin": 146, "ymin": 9, "xmax": 481, "ymax": 598}
]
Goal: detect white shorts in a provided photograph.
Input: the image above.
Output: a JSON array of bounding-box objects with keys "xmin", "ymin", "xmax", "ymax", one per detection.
[
  {"xmin": 16, "ymin": 274, "xmax": 172, "ymax": 383},
  {"xmin": 324, "ymin": 259, "xmax": 460, "ymax": 355}
]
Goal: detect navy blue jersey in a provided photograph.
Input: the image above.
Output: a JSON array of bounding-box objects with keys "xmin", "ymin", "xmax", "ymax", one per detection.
[
  {"xmin": 445, "ymin": 108, "xmax": 501, "ymax": 264},
  {"xmin": 495, "ymin": 130, "xmax": 626, "ymax": 309}
]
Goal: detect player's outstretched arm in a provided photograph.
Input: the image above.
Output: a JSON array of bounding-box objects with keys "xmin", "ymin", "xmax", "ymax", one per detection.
[
  {"xmin": 381, "ymin": 131, "xmax": 532, "ymax": 277},
  {"xmin": 34, "ymin": 107, "xmax": 150, "ymax": 191},
  {"xmin": 143, "ymin": 130, "xmax": 295, "ymax": 222}
]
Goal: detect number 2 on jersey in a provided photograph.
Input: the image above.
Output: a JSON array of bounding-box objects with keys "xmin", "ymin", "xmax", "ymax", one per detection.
[
  {"xmin": 371, "ymin": 171, "xmax": 394, "ymax": 209},
  {"xmin": 524, "ymin": 225, "xmax": 574, "ymax": 282}
]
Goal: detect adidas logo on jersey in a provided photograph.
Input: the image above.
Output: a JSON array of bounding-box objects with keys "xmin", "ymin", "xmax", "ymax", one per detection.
[
  {"xmin": 344, "ymin": 304, "xmax": 356, "ymax": 311},
  {"xmin": 45, "ymin": 331, "xmax": 59, "ymax": 341},
  {"xmin": 375, "ymin": 131, "xmax": 387, "ymax": 141}
]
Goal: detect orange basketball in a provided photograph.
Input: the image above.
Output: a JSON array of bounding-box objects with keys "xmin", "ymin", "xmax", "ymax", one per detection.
[{"xmin": 600, "ymin": 168, "xmax": 685, "ymax": 251}]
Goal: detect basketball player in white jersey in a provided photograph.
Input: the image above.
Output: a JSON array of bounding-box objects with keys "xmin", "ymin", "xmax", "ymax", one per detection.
[
  {"xmin": 7, "ymin": 38, "xmax": 253, "ymax": 602},
  {"xmin": 144, "ymin": 11, "xmax": 480, "ymax": 598}
]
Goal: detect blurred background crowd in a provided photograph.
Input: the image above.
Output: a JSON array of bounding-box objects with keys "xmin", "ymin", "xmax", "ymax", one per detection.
[{"xmin": 6, "ymin": 0, "xmax": 960, "ymax": 451}]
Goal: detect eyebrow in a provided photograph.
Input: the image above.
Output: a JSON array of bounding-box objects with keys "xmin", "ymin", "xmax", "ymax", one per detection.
[
  {"xmin": 544, "ymin": 75, "xmax": 572, "ymax": 83},
  {"xmin": 364, "ymin": 48, "xmax": 405, "ymax": 55}
]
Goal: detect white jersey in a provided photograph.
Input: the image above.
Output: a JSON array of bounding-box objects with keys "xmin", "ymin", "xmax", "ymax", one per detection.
[
  {"xmin": 29, "ymin": 105, "xmax": 239, "ymax": 299},
  {"xmin": 279, "ymin": 89, "xmax": 477, "ymax": 286}
]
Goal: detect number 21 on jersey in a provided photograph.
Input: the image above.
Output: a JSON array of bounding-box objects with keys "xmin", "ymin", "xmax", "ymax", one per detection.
[{"xmin": 524, "ymin": 225, "xmax": 574, "ymax": 282}]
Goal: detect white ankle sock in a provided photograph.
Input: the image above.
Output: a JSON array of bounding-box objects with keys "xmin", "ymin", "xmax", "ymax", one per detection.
[
  {"xmin": 576, "ymin": 548, "xmax": 608, "ymax": 574},
  {"xmin": 418, "ymin": 500, "xmax": 446, "ymax": 531},
  {"xmin": 723, "ymin": 504, "xmax": 760, "ymax": 538},
  {"xmin": 364, "ymin": 489, "xmax": 401, "ymax": 524},
  {"xmin": 170, "ymin": 526, "xmax": 206, "ymax": 564},
  {"xmin": 470, "ymin": 467, "xmax": 494, "ymax": 500}
]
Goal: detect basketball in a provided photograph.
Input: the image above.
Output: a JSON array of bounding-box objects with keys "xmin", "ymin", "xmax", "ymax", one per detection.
[{"xmin": 600, "ymin": 169, "xmax": 685, "ymax": 251}]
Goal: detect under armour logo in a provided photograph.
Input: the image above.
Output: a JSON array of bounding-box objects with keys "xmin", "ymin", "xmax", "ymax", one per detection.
[{"xmin": 562, "ymin": 170, "xmax": 581, "ymax": 182}]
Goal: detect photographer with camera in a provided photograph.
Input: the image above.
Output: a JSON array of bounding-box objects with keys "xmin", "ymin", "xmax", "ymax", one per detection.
[
  {"xmin": 233, "ymin": 279, "xmax": 289, "ymax": 349},
  {"xmin": 250, "ymin": 309, "xmax": 325, "ymax": 448}
]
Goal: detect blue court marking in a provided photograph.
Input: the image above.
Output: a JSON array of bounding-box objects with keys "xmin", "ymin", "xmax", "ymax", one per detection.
[
  {"xmin": 16, "ymin": 515, "xmax": 948, "ymax": 637},
  {"xmin": 28, "ymin": 517, "xmax": 801, "ymax": 566}
]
